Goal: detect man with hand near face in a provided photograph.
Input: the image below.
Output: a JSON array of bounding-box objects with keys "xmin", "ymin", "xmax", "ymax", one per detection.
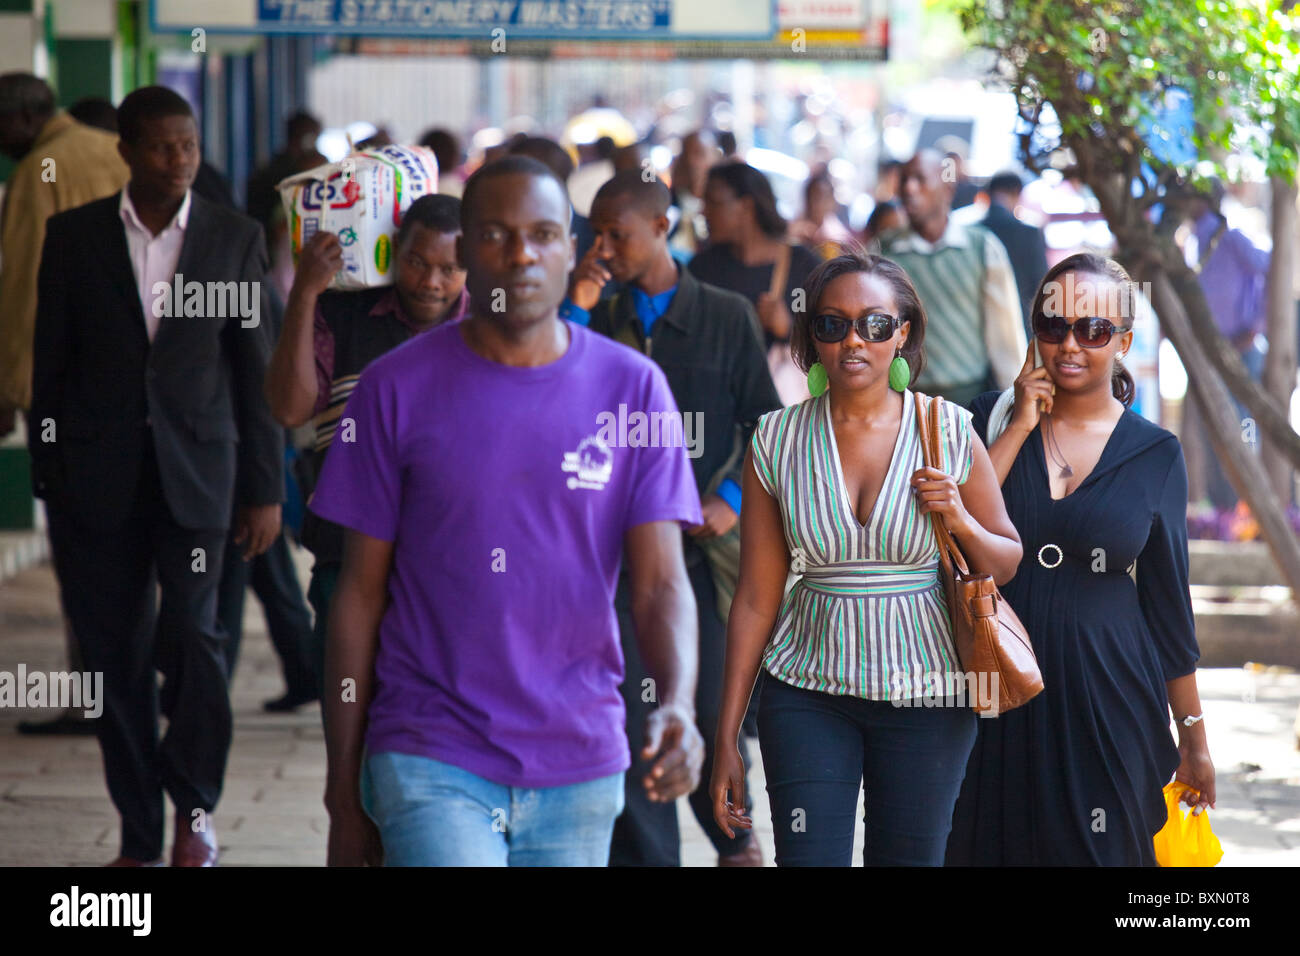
[
  {"xmin": 29, "ymin": 86, "xmax": 283, "ymax": 867},
  {"xmin": 566, "ymin": 171, "xmax": 780, "ymax": 866},
  {"xmin": 311, "ymin": 156, "xmax": 705, "ymax": 866},
  {"xmin": 265, "ymin": 192, "xmax": 470, "ymax": 693}
]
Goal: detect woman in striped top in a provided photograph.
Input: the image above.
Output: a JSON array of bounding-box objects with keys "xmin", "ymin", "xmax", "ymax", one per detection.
[{"xmin": 709, "ymin": 252, "xmax": 1023, "ymax": 866}]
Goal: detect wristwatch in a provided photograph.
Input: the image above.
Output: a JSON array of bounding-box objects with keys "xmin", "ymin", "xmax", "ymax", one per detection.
[{"xmin": 1181, "ymin": 714, "xmax": 1204, "ymax": 727}]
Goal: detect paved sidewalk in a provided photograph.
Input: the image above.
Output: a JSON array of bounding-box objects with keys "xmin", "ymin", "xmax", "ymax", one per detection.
[{"xmin": 1, "ymin": 555, "xmax": 1296, "ymax": 866}]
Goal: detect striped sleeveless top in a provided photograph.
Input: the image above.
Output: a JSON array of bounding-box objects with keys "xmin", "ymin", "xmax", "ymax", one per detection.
[{"xmin": 750, "ymin": 389, "xmax": 976, "ymax": 700}]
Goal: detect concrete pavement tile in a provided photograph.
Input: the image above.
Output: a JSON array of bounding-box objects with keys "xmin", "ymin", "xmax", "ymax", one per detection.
[
  {"xmin": 0, "ymin": 795, "xmax": 117, "ymax": 816},
  {"xmin": 219, "ymin": 846, "xmax": 326, "ymax": 866},
  {"xmin": 273, "ymin": 761, "xmax": 328, "ymax": 781},
  {"xmin": 7, "ymin": 777, "xmax": 117, "ymax": 799},
  {"xmin": 0, "ymin": 766, "xmax": 41, "ymax": 778},
  {"xmin": 225, "ymin": 814, "xmax": 325, "ymax": 842},
  {"xmin": 38, "ymin": 757, "xmax": 105, "ymax": 775}
]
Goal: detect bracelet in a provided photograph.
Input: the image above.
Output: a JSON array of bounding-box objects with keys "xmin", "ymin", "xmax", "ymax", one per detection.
[{"xmin": 1180, "ymin": 714, "xmax": 1204, "ymax": 727}]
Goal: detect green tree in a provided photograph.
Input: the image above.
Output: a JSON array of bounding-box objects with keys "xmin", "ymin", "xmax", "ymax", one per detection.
[{"xmin": 959, "ymin": 0, "xmax": 1300, "ymax": 597}]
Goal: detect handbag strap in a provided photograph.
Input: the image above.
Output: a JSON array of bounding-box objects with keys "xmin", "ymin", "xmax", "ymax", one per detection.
[
  {"xmin": 914, "ymin": 392, "xmax": 972, "ymax": 577},
  {"xmin": 768, "ymin": 243, "xmax": 791, "ymax": 301}
]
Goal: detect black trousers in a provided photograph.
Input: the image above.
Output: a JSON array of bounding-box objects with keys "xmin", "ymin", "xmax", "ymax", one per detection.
[
  {"xmin": 216, "ymin": 528, "xmax": 315, "ymax": 695},
  {"xmin": 609, "ymin": 556, "xmax": 753, "ymax": 866},
  {"xmin": 47, "ymin": 442, "xmax": 232, "ymax": 861},
  {"xmin": 757, "ymin": 672, "xmax": 977, "ymax": 866}
]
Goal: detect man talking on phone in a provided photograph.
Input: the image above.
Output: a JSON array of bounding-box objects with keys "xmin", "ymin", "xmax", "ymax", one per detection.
[{"xmin": 565, "ymin": 171, "xmax": 781, "ymax": 866}]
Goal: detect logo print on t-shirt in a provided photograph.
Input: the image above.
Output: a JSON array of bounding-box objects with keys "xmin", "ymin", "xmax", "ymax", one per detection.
[{"xmin": 562, "ymin": 436, "xmax": 613, "ymax": 491}]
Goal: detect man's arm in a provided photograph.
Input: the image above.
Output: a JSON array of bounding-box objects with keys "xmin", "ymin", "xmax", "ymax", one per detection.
[
  {"xmin": 711, "ymin": 447, "xmax": 788, "ymax": 837},
  {"xmin": 265, "ymin": 232, "xmax": 341, "ymax": 427},
  {"xmin": 323, "ymin": 529, "xmax": 390, "ymax": 865},
  {"xmin": 1226, "ymin": 228, "xmax": 1270, "ymax": 278},
  {"xmin": 981, "ymin": 231, "xmax": 1029, "ymax": 389},
  {"xmin": 623, "ymin": 519, "xmax": 704, "ymax": 803}
]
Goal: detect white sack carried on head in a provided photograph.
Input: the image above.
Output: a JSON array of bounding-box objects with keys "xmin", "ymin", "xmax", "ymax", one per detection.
[{"xmin": 277, "ymin": 144, "xmax": 439, "ymax": 290}]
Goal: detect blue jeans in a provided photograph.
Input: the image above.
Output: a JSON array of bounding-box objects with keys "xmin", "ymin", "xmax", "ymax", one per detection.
[
  {"xmin": 757, "ymin": 672, "xmax": 977, "ymax": 866},
  {"xmin": 363, "ymin": 751, "xmax": 625, "ymax": 866}
]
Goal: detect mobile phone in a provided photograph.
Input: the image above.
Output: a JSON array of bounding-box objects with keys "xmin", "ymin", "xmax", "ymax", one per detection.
[{"xmin": 1032, "ymin": 339, "xmax": 1047, "ymax": 411}]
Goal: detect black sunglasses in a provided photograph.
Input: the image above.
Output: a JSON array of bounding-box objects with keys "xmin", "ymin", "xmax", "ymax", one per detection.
[
  {"xmin": 812, "ymin": 312, "xmax": 901, "ymax": 344},
  {"xmin": 1033, "ymin": 312, "xmax": 1131, "ymax": 348}
]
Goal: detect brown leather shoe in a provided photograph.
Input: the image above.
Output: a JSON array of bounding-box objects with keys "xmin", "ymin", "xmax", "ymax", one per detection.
[
  {"xmin": 171, "ymin": 813, "xmax": 219, "ymax": 867},
  {"xmin": 718, "ymin": 836, "xmax": 763, "ymax": 867},
  {"xmin": 106, "ymin": 855, "xmax": 164, "ymax": 867}
]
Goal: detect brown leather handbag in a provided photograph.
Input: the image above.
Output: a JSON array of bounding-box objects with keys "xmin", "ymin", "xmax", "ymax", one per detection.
[{"xmin": 914, "ymin": 392, "xmax": 1044, "ymax": 717}]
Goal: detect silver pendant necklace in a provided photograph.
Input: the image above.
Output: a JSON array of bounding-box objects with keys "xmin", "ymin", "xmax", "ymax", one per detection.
[{"xmin": 1042, "ymin": 413, "xmax": 1074, "ymax": 479}]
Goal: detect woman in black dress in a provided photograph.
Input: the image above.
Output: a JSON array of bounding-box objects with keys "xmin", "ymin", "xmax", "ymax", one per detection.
[
  {"xmin": 945, "ymin": 254, "xmax": 1216, "ymax": 866},
  {"xmin": 688, "ymin": 162, "xmax": 821, "ymax": 351}
]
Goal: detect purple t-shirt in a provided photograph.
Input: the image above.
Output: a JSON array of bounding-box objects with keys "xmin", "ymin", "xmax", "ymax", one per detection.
[{"xmin": 309, "ymin": 320, "xmax": 703, "ymax": 788}]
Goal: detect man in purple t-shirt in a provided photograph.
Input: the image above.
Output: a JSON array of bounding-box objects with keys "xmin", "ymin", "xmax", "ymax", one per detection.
[{"xmin": 310, "ymin": 155, "xmax": 706, "ymax": 866}]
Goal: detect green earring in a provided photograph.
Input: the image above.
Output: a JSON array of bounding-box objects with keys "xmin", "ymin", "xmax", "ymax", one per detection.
[
  {"xmin": 807, "ymin": 361, "xmax": 828, "ymax": 397},
  {"xmin": 888, "ymin": 350, "xmax": 910, "ymax": 392}
]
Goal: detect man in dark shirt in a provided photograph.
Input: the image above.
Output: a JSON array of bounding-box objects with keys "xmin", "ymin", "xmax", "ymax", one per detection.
[
  {"xmin": 245, "ymin": 111, "xmax": 325, "ymax": 233},
  {"xmin": 981, "ymin": 171, "xmax": 1050, "ymax": 335},
  {"xmin": 264, "ymin": 193, "xmax": 470, "ymax": 690},
  {"xmin": 566, "ymin": 171, "xmax": 782, "ymax": 866}
]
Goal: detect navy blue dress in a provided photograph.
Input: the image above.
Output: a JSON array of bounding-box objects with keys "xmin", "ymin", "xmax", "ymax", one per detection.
[{"xmin": 945, "ymin": 391, "xmax": 1200, "ymax": 866}]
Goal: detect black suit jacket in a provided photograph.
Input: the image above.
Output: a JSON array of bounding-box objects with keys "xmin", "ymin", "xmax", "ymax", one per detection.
[
  {"xmin": 981, "ymin": 201, "xmax": 1049, "ymax": 331},
  {"xmin": 586, "ymin": 266, "xmax": 780, "ymax": 497},
  {"xmin": 29, "ymin": 191, "xmax": 283, "ymax": 531}
]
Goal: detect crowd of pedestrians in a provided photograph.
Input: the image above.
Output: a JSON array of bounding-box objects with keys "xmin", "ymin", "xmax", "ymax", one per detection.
[{"xmin": 0, "ymin": 74, "xmax": 1217, "ymax": 867}]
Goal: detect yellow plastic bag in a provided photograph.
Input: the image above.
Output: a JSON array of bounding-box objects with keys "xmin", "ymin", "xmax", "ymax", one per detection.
[{"xmin": 1153, "ymin": 781, "xmax": 1223, "ymax": 866}]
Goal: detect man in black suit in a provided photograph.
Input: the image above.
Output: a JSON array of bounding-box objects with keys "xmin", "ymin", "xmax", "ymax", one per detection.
[
  {"xmin": 981, "ymin": 170, "xmax": 1050, "ymax": 336},
  {"xmin": 28, "ymin": 86, "xmax": 283, "ymax": 867}
]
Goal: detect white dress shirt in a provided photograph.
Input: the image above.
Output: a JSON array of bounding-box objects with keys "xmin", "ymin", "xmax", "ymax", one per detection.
[{"xmin": 119, "ymin": 188, "xmax": 191, "ymax": 342}]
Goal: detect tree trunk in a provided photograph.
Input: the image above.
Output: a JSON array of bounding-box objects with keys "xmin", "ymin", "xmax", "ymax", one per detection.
[
  {"xmin": 1262, "ymin": 175, "xmax": 1298, "ymax": 505},
  {"xmin": 1085, "ymin": 167, "xmax": 1300, "ymax": 472},
  {"xmin": 1160, "ymin": 258, "xmax": 1300, "ymax": 471},
  {"xmin": 1140, "ymin": 268, "xmax": 1300, "ymax": 605}
]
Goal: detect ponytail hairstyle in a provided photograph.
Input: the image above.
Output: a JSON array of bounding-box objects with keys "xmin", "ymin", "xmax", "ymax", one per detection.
[
  {"xmin": 1113, "ymin": 350, "xmax": 1136, "ymax": 408},
  {"xmin": 1029, "ymin": 252, "xmax": 1137, "ymax": 408}
]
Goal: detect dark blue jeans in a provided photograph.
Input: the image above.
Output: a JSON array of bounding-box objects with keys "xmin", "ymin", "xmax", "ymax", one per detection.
[
  {"xmin": 609, "ymin": 556, "xmax": 753, "ymax": 865},
  {"xmin": 758, "ymin": 672, "xmax": 977, "ymax": 866}
]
